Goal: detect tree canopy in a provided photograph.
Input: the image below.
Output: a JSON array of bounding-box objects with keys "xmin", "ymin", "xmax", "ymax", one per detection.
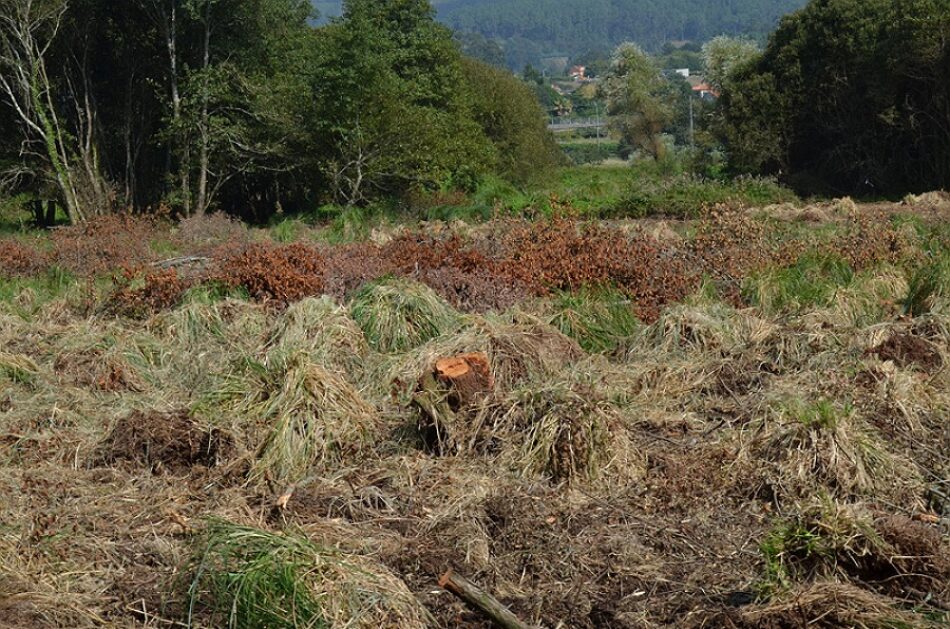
[
  {"xmin": 717, "ymin": 0, "xmax": 950, "ymax": 195},
  {"xmin": 0, "ymin": 0, "xmax": 560, "ymax": 222}
]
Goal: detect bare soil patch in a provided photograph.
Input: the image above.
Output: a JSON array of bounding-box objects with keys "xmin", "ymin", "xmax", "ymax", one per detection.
[{"xmin": 94, "ymin": 410, "xmax": 234, "ymax": 473}]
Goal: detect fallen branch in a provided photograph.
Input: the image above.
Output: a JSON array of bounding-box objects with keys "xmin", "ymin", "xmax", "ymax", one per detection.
[
  {"xmin": 151, "ymin": 255, "xmax": 210, "ymax": 269},
  {"xmin": 438, "ymin": 569, "xmax": 531, "ymax": 629}
]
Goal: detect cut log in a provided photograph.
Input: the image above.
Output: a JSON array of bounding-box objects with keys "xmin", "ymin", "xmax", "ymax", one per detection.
[
  {"xmin": 435, "ymin": 356, "xmax": 472, "ymax": 379},
  {"xmin": 438, "ymin": 570, "xmax": 531, "ymax": 629}
]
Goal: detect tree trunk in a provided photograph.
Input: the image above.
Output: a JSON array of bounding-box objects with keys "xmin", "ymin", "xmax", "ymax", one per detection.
[
  {"xmin": 0, "ymin": 0, "xmax": 85, "ymax": 223},
  {"xmin": 31, "ymin": 198, "xmax": 44, "ymax": 227},
  {"xmin": 195, "ymin": 0, "xmax": 212, "ymax": 215},
  {"xmin": 155, "ymin": 0, "xmax": 190, "ymax": 214},
  {"xmin": 36, "ymin": 62, "xmax": 84, "ymax": 223}
]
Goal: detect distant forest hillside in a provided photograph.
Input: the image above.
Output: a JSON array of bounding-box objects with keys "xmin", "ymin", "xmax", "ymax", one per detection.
[{"xmin": 312, "ymin": 0, "xmax": 808, "ymax": 66}]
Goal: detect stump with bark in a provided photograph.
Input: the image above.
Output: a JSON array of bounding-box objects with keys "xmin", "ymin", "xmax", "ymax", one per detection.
[{"xmin": 413, "ymin": 352, "xmax": 493, "ymax": 454}]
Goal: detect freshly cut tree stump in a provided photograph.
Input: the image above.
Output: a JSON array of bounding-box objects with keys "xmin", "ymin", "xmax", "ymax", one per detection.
[
  {"xmin": 434, "ymin": 352, "xmax": 493, "ymax": 409},
  {"xmin": 413, "ymin": 352, "xmax": 494, "ymax": 455}
]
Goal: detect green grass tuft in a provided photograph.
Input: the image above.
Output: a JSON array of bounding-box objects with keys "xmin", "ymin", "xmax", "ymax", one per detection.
[
  {"xmin": 548, "ymin": 288, "xmax": 639, "ymax": 354},
  {"xmin": 904, "ymin": 253, "xmax": 950, "ymax": 316},
  {"xmin": 0, "ymin": 267, "xmax": 77, "ymax": 315},
  {"xmin": 744, "ymin": 253, "xmax": 855, "ymax": 314},
  {"xmin": 188, "ymin": 520, "xmax": 431, "ymax": 629},
  {"xmin": 617, "ymin": 172, "xmax": 797, "ymax": 219},
  {"xmin": 349, "ymin": 277, "xmax": 462, "ymax": 353}
]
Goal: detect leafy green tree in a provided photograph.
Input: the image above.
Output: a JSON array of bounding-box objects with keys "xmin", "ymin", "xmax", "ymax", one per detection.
[
  {"xmin": 461, "ymin": 57, "xmax": 564, "ymax": 182},
  {"xmin": 600, "ymin": 43, "xmax": 675, "ymax": 160},
  {"xmin": 309, "ymin": 0, "xmax": 492, "ymax": 204},
  {"xmin": 719, "ymin": 0, "xmax": 949, "ymax": 194},
  {"xmin": 173, "ymin": 0, "xmax": 316, "ymax": 215},
  {"xmin": 0, "ymin": 0, "xmax": 110, "ymax": 223},
  {"xmin": 455, "ymin": 31, "xmax": 505, "ymax": 67},
  {"xmin": 716, "ymin": 68, "xmax": 792, "ymax": 175},
  {"xmin": 522, "ymin": 63, "xmax": 544, "ymax": 85},
  {"xmin": 702, "ymin": 36, "xmax": 759, "ymax": 92}
]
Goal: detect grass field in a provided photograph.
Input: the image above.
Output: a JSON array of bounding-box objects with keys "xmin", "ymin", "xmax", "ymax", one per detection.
[{"xmin": 0, "ymin": 191, "xmax": 948, "ymax": 627}]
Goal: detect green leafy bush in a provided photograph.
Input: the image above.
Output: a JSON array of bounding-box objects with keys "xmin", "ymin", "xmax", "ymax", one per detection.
[{"xmin": 616, "ymin": 173, "xmax": 797, "ymax": 218}]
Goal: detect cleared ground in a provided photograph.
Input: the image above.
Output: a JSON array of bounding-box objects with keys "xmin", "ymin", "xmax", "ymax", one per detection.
[{"xmin": 0, "ymin": 195, "xmax": 948, "ymax": 627}]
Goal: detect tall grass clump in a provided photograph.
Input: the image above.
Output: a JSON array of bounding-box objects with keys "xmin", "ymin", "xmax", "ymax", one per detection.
[
  {"xmin": 617, "ymin": 173, "xmax": 796, "ymax": 219},
  {"xmin": 759, "ymin": 501, "xmax": 883, "ymax": 594},
  {"xmin": 457, "ymin": 379, "xmax": 641, "ymax": 484},
  {"xmin": 0, "ymin": 267, "xmax": 77, "ymax": 318},
  {"xmin": 188, "ymin": 521, "xmax": 431, "ymax": 629},
  {"xmin": 470, "ymin": 175, "xmax": 534, "ymax": 214},
  {"xmin": 205, "ymin": 354, "xmax": 379, "ymax": 485},
  {"xmin": 268, "ymin": 218, "xmax": 305, "ymax": 243},
  {"xmin": 315, "ymin": 204, "xmax": 397, "ymax": 244},
  {"xmin": 904, "ymin": 253, "xmax": 950, "ymax": 316},
  {"xmin": 744, "ymin": 253, "xmax": 855, "ymax": 314},
  {"xmin": 547, "ymin": 288, "xmax": 639, "ymax": 354},
  {"xmin": 744, "ymin": 397, "xmax": 922, "ymax": 503},
  {"xmin": 152, "ymin": 298, "xmax": 267, "ymax": 356},
  {"xmin": 635, "ymin": 294, "xmax": 745, "ymax": 354},
  {"xmin": 349, "ymin": 278, "xmax": 462, "ymax": 353},
  {"xmin": 266, "ymin": 296, "xmax": 369, "ymax": 377},
  {"xmin": 0, "ymin": 352, "xmax": 39, "ymax": 385}
]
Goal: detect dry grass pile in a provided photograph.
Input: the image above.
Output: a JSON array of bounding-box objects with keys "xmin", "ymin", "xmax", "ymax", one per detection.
[
  {"xmin": 208, "ymin": 353, "xmax": 380, "ymax": 485},
  {"xmin": 151, "ymin": 296, "xmax": 268, "ymax": 353},
  {"xmin": 51, "ymin": 332, "xmax": 145, "ymax": 393},
  {"xmin": 266, "ymin": 296, "xmax": 369, "ymax": 377},
  {"xmin": 349, "ymin": 277, "xmax": 462, "ymax": 353},
  {"xmin": 804, "ymin": 267, "xmax": 908, "ymax": 328},
  {"xmin": 742, "ymin": 396, "xmax": 923, "ymax": 504},
  {"xmin": 187, "ymin": 520, "xmax": 432, "ymax": 629},
  {"xmin": 470, "ymin": 380, "xmax": 640, "ymax": 483},
  {"xmin": 477, "ymin": 314, "xmax": 585, "ymax": 388},
  {"xmin": 374, "ymin": 312, "xmax": 583, "ymax": 405},
  {"xmin": 0, "ymin": 351, "xmax": 40, "ymax": 385},
  {"xmin": 759, "ymin": 501, "xmax": 949, "ymax": 601},
  {"xmin": 738, "ymin": 581, "xmax": 938, "ymax": 628},
  {"xmin": 637, "ymin": 298, "xmax": 747, "ymax": 354}
]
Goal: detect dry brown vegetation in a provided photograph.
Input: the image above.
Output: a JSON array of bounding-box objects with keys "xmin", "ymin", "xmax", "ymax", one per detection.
[{"xmin": 0, "ymin": 197, "xmax": 948, "ymax": 628}]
